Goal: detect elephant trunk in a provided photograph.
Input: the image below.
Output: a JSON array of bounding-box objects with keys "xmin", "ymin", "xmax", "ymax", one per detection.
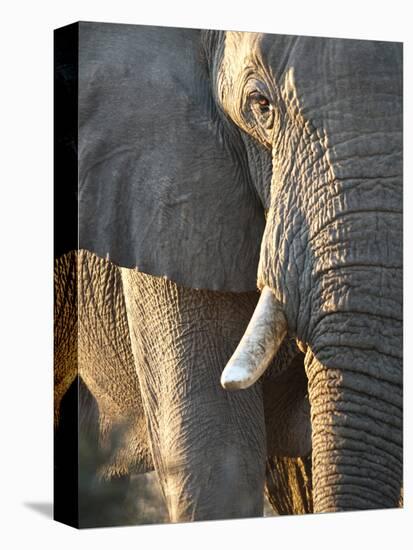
[
  {"xmin": 220, "ymin": 287, "xmax": 287, "ymax": 390},
  {"xmin": 306, "ymin": 339, "xmax": 402, "ymax": 511},
  {"xmin": 221, "ymin": 41, "xmax": 402, "ymax": 510},
  {"xmin": 303, "ymin": 184, "xmax": 403, "ymax": 510},
  {"xmin": 222, "ymin": 175, "xmax": 402, "ymax": 511}
]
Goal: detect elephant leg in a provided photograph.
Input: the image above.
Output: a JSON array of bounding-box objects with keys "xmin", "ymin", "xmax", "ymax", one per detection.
[
  {"xmin": 265, "ymin": 456, "xmax": 313, "ymax": 515},
  {"xmin": 121, "ymin": 270, "xmax": 267, "ymax": 523},
  {"xmin": 263, "ymin": 354, "xmax": 313, "ymax": 514}
]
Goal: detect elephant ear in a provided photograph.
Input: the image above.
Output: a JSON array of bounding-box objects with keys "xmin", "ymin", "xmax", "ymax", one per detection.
[{"xmin": 78, "ymin": 23, "xmax": 264, "ymax": 292}]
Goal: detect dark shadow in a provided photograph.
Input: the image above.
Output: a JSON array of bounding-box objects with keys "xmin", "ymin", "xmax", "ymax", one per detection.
[{"xmin": 24, "ymin": 502, "xmax": 54, "ymax": 519}]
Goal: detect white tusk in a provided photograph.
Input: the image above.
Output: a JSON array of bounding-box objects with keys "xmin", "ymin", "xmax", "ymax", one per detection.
[{"xmin": 221, "ymin": 286, "xmax": 287, "ymax": 391}]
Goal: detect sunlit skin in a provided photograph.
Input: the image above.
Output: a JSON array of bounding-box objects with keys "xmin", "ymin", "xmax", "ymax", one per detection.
[{"xmin": 55, "ymin": 24, "xmax": 402, "ymax": 525}]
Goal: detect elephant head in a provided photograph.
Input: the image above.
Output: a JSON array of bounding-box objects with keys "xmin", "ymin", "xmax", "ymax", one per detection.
[{"xmin": 215, "ymin": 32, "xmax": 403, "ymax": 511}]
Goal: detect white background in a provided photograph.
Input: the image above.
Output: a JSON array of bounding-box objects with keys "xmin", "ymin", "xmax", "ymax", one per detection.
[{"xmin": 0, "ymin": 0, "xmax": 411, "ymax": 548}]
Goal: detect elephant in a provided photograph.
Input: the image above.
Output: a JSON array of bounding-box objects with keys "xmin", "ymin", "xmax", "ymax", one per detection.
[
  {"xmin": 54, "ymin": 22, "xmax": 402, "ymax": 524},
  {"xmin": 217, "ymin": 33, "xmax": 403, "ymax": 511}
]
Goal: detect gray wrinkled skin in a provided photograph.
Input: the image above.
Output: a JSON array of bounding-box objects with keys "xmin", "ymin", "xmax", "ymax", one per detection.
[
  {"xmin": 54, "ymin": 250, "xmax": 310, "ymax": 523},
  {"xmin": 55, "ymin": 24, "xmax": 401, "ymax": 522},
  {"xmin": 212, "ymin": 31, "xmax": 402, "ymax": 511},
  {"xmin": 121, "ymin": 268, "xmax": 267, "ymax": 521}
]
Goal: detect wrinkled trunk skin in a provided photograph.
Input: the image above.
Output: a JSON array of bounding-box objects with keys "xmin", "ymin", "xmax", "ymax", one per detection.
[
  {"xmin": 306, "ymin": 346, "xmax": 402, "ymax": 511},
  {"xmin": 304, "ymin": 202, "xmax": 402, "ymax": 512},
  {"xmin": 257, "ymin": 42, "xmax": 402, "ymax": 512},
  {"xmin": 261, "ymin": 166, "xmax": 403, "ymax": 512},
  {"xmin": 121, "ymin": 269, "xmax": 267, "ymax": 522}
]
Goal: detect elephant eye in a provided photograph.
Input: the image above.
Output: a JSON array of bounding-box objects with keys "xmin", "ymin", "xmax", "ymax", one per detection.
[
  {"xmin": 247, "ymin": 91, "xmax": 275, "ymax": 145},
  {"xmin": 250, "ymin": 92, "xmax": 271, "ymax": 113}
]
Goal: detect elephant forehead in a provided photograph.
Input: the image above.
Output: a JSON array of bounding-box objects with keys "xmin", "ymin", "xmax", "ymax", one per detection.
[
  {"xmin": 223, "ymin": 32, "xmax": 401, "ymax": 146},
  {"xmin": 223, "ymin": 32, "xmax": 402, "ymax": 107},
  {"xmin": 222, "ymin": 31, "xmax": 262, "ymax": 71},
  {"xmin": 218, "ymin": 32, "xmax": 262, "ymax": 115},
  {"xmin": 260, "ymin": 34, "xmax": 401, "ymax": 73},
  {"xmin": 259, "ymin": 34, "xmax": 402, "ymax": 106}
]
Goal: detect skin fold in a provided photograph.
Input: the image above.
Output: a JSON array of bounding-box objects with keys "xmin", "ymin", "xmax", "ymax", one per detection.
[{"xmin": 55, "ymin": 25, "xmax": 402, "ymax": 522}]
